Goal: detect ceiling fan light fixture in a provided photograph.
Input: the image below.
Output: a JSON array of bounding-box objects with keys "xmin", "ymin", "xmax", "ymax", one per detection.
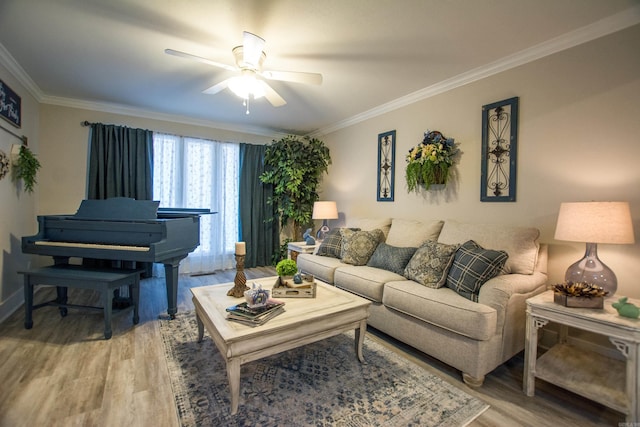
[{"xmin": 227, "ymin": 74, "xmax": 265, "ymax": 100}]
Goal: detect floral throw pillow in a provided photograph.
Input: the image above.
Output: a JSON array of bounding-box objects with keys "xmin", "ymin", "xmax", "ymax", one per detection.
[
  {"xmin": 367, "ymin": 242, "xmax": 417, "ymax": 275},
  {"xmin": 340, "ymin": 228, "xmax": 384, "ymax": 266},
  {"xmin": 446, "ymin": 240, "xmax": 509, "ymax": 302},
  {"xmin": 404, "ymin": 240, "xmax": 459, "ymax": 288}
]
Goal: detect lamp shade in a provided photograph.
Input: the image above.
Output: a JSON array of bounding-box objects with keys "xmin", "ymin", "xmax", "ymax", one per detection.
[
  {"xmin": 554, "ymin": 201, "xmax": 635, "ymax": 244},
  {"xmin": 312, "ymin": 201, "xmax": 338, "ymax": 220}
]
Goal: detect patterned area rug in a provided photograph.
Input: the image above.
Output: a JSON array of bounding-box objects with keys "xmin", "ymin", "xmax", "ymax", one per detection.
[{"xmin": 160, "ymin": 312, "xmax": 489, "ymax": 427}]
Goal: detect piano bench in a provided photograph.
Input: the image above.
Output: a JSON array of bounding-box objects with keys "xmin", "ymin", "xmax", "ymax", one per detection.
[{"xmin": 19, "ymin": 264, "xmax": 144, "ymax": 340}]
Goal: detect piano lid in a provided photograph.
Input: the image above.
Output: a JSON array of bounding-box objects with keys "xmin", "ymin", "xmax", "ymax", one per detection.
[{"xmin": 74, "ymin": 198, "xmax": 159, "ymax": 221}]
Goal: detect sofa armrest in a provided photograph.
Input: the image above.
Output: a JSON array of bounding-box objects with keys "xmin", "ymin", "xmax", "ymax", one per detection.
[{"xmin": 478, "ymin": 271, "xmax": 547, "ymax": 359}]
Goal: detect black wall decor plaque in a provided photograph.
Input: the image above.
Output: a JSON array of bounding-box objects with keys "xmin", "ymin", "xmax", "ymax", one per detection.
[
  {"xmin": 377, "ymin": 130, "xmax": 395, "ymax": 201},
  {"xmin": 481, "ymin": 97, "xmax": 518, "ymax": 202},
  {"xmin": 0, "ymin": 79, "xmax": 21, "ymax": 128}
]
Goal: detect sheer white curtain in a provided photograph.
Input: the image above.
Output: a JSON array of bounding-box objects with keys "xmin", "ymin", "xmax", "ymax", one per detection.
[{"xmin": 153, "ymin": 133, "xmax": 239, "ymax": 274}]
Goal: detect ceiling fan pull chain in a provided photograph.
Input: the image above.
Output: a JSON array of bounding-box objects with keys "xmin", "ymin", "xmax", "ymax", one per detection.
[{"xmin": 245, "ymin": 97, "xmax": 250, "ymax": 115}]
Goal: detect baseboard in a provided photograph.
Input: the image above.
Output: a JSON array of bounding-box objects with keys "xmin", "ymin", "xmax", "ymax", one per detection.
[{"xmin": 0, "ymin": 287, "xmax": 24, "ymax": 324}]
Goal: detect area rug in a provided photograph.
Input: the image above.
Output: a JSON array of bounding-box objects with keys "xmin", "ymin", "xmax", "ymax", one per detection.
[{"xmin": 160, "ymin": 311, "xmax": 489, "ymax": 427}]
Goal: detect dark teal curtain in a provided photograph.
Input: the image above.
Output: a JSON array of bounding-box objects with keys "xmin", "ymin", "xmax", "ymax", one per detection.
[
  {"xmin": 87, "ymin": 123, "xmax": 154, "ymax": 200},
  {"xmin": 239, "ymin": 143, "xmax": 279, "ymax": 268}
]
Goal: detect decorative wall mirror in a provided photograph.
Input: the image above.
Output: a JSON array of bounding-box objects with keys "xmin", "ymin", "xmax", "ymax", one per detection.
[{"xmin": 481, "ymin": 97, "xmax": 518, "ymax": 202}]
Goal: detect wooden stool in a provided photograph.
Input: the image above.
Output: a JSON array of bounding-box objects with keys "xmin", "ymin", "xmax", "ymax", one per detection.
[{"xmin": 19, "ymin": 264, "xmax": 142, "ymax": 339}]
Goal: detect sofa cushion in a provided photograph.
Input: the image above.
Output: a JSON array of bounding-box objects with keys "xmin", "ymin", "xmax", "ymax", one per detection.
[
  {"xmin": 296, "ymin": 253, "xmax": 347, "ymax": 284},
  {"xmin": 346, "ymin": 217, "xmax": 392, "ymax": 238},
  {"xmin": 382, "ymin": 280, "xmax": 497, "ymax": 340},
  {"xmin": 446, "ymin": 240, "xmax": 508, "ymax": 302},
  {"xmin": 335, "ymin": 266, "xmax": 404, "ymax": 303},
  {"xmin": 385, "ymin": 219, "xmax": 444, "ymax": 247},
  {"xmin": 437, "ymin": 220, "xmax": 539, "ymax": 274},
  {"xmin": 404, "ymin": 240, "xmax": 459, "ymax": 288},
  {"xmin": 340, "ymin": 228, "xmax": 384, "ymax": 266},
  {"xmin": 316, "ymin": 227, "xmax": 360, "ymax": 258},
  {"xmin": 367, "ymin": 243, "xmax": 417, "ymax": 275}
]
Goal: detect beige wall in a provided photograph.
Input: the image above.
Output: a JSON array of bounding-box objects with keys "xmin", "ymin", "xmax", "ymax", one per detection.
[
  {"xmin": 0, "ymin": 63, "xmax": 40, "ymax": 319},
  {"xmin": 320, "ymin": 24, "xmax": 640, "ymax": 298}
]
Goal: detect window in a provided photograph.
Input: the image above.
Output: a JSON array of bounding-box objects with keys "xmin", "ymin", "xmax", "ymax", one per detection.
[{"xmin": 153, "ymin": 133, "xmax": 239, "ymax": 274}]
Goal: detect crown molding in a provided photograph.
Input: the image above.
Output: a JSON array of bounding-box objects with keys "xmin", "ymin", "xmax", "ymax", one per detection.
[
  {"xmin": 40, "ymin": 95, "xmax": 287, "ymax": 138},
  {"xmin": 0, "ymin": 43, "xmax": 44, "ymax": 101},
  {"xmin": 312, "ymin": 5, "xmax": 640, "ymax": 137}
]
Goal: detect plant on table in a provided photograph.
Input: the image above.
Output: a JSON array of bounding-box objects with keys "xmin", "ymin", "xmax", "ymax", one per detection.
[{"xmin": 275, "ymin": 259, "xmax": 298, "ymax": 277}]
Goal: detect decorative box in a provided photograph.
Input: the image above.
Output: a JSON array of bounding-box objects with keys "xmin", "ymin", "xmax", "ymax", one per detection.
[
  {"xmin": 272, "ymin": 275, "xmax": 317, "ymax": 298},
  {"xmin": 553, "ymin": 293, "xmax": 603, "ymax": 309}
]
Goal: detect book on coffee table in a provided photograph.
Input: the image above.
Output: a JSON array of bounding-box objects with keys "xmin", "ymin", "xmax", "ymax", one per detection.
[{"xmin": 226, "ymin": 300, "xmax": 285, "ymax": 326}]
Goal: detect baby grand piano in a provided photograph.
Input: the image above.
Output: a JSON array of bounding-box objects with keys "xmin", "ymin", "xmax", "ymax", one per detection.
[{"xmin": 22, "ymin": 198, "xmax": 208, "ymax": 319}]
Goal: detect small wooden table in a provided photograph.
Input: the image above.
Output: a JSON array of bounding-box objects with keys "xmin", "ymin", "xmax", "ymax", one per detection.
[
  {"xmin": 524, "ymin": 291, "xmax": 640, "ymax": 422},
  {"xmin": 19, "ymin": 264, "xmax": 142, "ymax": 339},
  {"xmin": 287, "ymin": 241, "xmax": 318, "ymax": 261},
  {"xmin": 191, "ymin": 277, "xmax": 371, "ymax": 415}
]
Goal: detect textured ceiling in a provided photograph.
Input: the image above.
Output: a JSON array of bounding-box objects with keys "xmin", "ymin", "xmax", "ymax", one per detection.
[{"xmin": 1, "ymin": 0, "xmax": 638, "ymax": 136}]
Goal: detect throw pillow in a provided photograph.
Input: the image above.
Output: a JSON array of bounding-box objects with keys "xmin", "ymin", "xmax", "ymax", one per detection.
[
  {"xmin": 316, "ymin": 227, "xmax": 360, "ymax": 258},
  {"xmin": 404, "ymin": 240, "xmax": 459, "ymax": 288},
  {"xmin": 446, "ymin": 240, "xmax": 509, "ymax": 302},
  {"xmin": 341, "ymin": 228, "xmax": 384, "ymax": 266},
  {"xmin": 367, "ymin": 242, "xmax": 417, "ymax": 275}
]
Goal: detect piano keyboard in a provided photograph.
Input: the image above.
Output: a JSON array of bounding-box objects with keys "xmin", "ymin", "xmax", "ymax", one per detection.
[{"xmin": 34, "ymin": 241, "xmax": 151, "ymax": 252}]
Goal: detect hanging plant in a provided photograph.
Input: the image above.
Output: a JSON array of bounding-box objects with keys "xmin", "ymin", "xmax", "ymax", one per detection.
[
  {"xmin": 13, "ymin": 145, "xmax": 41, "ymax": 193},
  {"xmin": 405, "ymin": 130, "xmax": 459, "ymax": 192}
]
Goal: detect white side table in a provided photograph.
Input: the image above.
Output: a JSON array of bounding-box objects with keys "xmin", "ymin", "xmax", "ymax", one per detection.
[
  {"xmin": 287, "ymin": 241, "xmax": 318, "ymax": 261},
  {"xmin": 524, "ymin": 291, "xmax": 640, "ymax": 422}
]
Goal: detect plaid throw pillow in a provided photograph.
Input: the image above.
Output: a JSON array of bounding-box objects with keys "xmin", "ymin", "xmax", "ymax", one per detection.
[
  {"xmin": 446, "ymin": 240, "xmax": 508, "ymax": 302},
  {"xmin": 316, "ymin": 228, "xmax": 360, "ymax": 258}
]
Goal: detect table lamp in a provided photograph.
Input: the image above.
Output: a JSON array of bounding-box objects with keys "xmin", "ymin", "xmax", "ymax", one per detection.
[
  {"xmin": 554, "ymin": 201, "xmax": 635, "ymax": 295},
  {"xmin": 312, "ymin": 201, "xmax": 338, "ymax": 240}
]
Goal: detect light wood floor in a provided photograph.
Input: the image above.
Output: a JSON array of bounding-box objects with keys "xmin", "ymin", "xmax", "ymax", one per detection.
[{"xmin": 0, "ymin": 267, "xmax": 623, "ymax": 427}]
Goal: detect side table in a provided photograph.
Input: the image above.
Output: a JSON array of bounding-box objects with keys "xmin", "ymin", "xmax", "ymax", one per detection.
[
  {"xmin": 523, "ymin": 290, "xmax": 640, "ymax": 422},
  {"xmin": 287, "ymin": 241, "xmax": 318, "ymax": 261}
]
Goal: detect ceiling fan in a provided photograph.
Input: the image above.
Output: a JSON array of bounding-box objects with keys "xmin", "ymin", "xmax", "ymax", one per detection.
[{"xmin": 165, "ymin": 31, "xmax": 323, "ymax": 113}]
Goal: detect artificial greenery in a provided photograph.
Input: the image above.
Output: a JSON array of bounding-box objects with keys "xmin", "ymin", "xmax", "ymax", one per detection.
[
  {"xmin": 14, "ymin": 145, "xmax": 41, "ymax": 193},
  {"xmin": 275, "ymin": 259, "xmax": 298, "ymax": 276},
  {"xmin": 405, "ymin": 130, "xmax": 458, "ymax": 192},
  {"xmin": 260, "ymin": 135, "xmax": 331, "ymax": 240}
]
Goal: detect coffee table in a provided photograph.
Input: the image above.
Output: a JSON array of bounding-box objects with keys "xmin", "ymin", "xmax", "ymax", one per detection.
[{"xmin": 190, "ymin": 276, "xmax": 371, "ymax": 415}]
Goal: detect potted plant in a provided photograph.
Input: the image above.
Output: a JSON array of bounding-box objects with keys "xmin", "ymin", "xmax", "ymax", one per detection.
[
  {"xmin": 260, "ymin": 135, "xmax": 331, "ymax": 240},
  {"xmin": 12, "ymin": 144, "xmax": 41, "ymax": 193},
  {"xmin": 405, "ymin": 130, "xmax": 459, "ymax": 192},
  {"xmin": 275, "ymin": 259, "xmax": 298, "ymax": 278}
]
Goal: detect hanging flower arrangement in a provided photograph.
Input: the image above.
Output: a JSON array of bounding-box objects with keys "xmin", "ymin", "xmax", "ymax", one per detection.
[{"xmin": 405, "ymin": 130, "xmax": 459, "ymax": 192}]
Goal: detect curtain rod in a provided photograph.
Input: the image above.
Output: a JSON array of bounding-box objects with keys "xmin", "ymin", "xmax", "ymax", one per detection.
[
  {"xmin": 81, "ymin": 121, "xmax": 95, "ymax": 127},
  {"xmin": 0, "ymin": 122, "xmax": 28, "ymax": 145}
]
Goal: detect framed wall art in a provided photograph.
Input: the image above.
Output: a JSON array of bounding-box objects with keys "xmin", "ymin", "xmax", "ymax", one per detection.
[
  {"xmin": 481, "ymin": 97, "xmax": 518, "ymax": 202},
  {"xmin": 0, "ymin": 79, "xmax": 21, "ymax": 128},
  {"xmin": 377, "ymin": 130, "xmax": 395, "ymax": 201}
]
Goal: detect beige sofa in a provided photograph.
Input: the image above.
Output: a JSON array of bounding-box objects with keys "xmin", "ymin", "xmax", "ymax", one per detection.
[{"xmin": 296, "ymin": 218, "xmax": 548, "ymax": 386}]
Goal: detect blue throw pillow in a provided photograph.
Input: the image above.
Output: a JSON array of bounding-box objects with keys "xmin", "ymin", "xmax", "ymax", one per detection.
[
  {"xmin": 446, "ymin": 240, "xmax": 508, "ymax": 302},
  {"xmin": 367, "ymin": 242, "xmax": 417, "ymax": 275}
]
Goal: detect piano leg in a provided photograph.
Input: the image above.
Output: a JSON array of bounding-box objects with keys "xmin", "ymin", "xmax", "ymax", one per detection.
[{"xmin": 163, "ymin": 258, "xmax": 184, "ymax": 319}]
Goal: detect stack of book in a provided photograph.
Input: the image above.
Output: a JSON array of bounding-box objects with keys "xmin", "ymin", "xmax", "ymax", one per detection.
[{"xmin": 226, "ymin": 300, "xmax": 285, "ymax": 326}]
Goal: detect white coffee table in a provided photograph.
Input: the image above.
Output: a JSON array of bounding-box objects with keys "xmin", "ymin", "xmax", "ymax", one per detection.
[{"xmin": 190, "ymin": 276, "xmax": 371, "ymax": 415}]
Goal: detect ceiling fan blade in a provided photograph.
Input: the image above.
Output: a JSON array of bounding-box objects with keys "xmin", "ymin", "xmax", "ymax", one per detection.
[
  {"xmin": 261, "ymin": 69, "xmax": 323, "ymax": 85},
  {"xmin": 202, "ymin": 79, "xmax": 230, "ymax": 95},
  {"xmin": 258, "ymin": 81, "xmax": 286, "ymax": 107},
  {"xmin": 242, "ymin": 31, "xmax": 266, "ymax": 68},
  {"xmin": 165, "ymin": 49, "xmax": 237, "ymax": 72}
]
